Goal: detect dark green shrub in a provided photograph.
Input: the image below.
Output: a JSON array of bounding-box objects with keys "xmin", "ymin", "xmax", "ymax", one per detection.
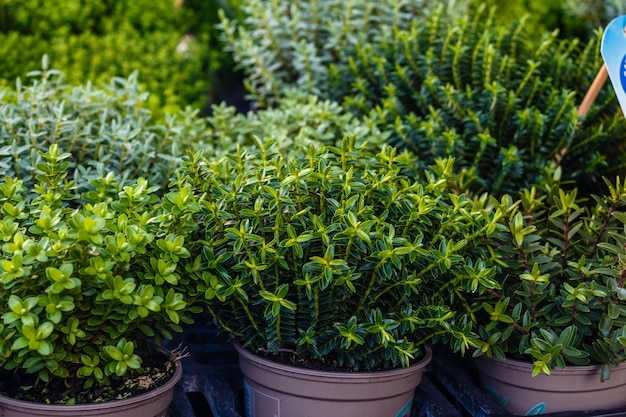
[
  {"xmin": 463, "ymin": 174, "xmax": 626, "ymax": 379},
  {"xmin": 328, "ymin": 6, "xmax": 626, "ymax": 196}
]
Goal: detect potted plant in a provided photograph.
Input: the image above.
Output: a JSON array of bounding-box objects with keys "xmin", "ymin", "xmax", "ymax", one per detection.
[
  {"xmin": 461, "ymin": 173, "xmax": 626, "ymax": 414},
  {"xmin": 0, "ymin": 144, "xmax": 204, "ymax": 416},
  {"xmin": 173, "ymin": 137, "xmax": 501, "ymax": 417}
]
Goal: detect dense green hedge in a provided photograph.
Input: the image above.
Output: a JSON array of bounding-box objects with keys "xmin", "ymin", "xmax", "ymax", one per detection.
[{"xmin": 0, "ymin": 0, "xmax": 241, "ymax": 116}]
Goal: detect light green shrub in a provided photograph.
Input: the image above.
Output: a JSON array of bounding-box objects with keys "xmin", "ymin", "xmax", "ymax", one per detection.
[{"xmin": 204, "ymin": 89, "xmax": 390, "ymax": 157}]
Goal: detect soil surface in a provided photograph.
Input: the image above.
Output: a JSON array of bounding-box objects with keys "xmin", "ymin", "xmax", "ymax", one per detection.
[{"xmin": 0, "ymin": 349, "xmax": 177, "ymax": 405}]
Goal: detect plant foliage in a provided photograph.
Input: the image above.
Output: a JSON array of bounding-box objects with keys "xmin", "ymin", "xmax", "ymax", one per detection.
[
  {"xmin": 204, "ymin": 89, "xmax": 389, "ymax": 158},
  {"xmin": 0, "ymin": 0, "xmax": 242, "ymax": 114},
  {"xmin": 0, "ymin": 62, "xmax": 209, "ymax": 194},
  {"xmin": 328, "ymin": 5, "xmax": 626, "ymax": 196},
  {"xmin": 0, "ymin": 144, "xmax": 204, "ymax": 402},
  {"xmin": 223, "ymin": 1, "xmax": 626, "ymax": 196},
  {"xmin": 220, "ymin": 0, "xmax": 464, "ymax": 107},
  {"xmin": 465, "ymin": 173, "xmax": 626, "ymax": 380},
  {"xmin": 175, "ymin": 137, "xmax": 502, "ymax": 371},
  {"xmin": 465, "ymin": 0, "xmax": 594, "ymax": 39}
]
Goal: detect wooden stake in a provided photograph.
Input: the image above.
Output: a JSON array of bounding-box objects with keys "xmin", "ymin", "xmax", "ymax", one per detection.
[
  {"xmin": 555, "ymin": 64, "xmax": 609, "ymax": 164},
  {"xmin": 577, "ymin": 63, "xmax": 609, "ymax": 117}
]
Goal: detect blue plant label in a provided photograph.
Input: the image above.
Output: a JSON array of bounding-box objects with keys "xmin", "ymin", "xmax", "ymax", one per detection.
[{"xmin": 602, "ymin": 15, "xmax": 626, "ymax": 116}]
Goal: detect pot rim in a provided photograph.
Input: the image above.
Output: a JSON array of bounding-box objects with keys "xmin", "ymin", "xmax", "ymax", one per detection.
[
  {"xmin": 234, "ymin": 343, "xmax": 432, "ymax": 381},
  {"xmin": 474, "ymin": 353, "xmax": 625, "ymax": 377}
]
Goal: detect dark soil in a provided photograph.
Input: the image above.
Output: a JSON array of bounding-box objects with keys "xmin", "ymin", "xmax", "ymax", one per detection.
[
  {"xmin": 254, "ymin": 348, "xmax": 391, "ymax": 372},
  {"xmin": 0, "ymin": 349, "xmax": 177, "ymax": 405}
]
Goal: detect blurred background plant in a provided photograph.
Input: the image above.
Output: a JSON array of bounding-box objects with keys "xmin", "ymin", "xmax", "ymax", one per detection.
[
  {"xmin": 0, "ymin": 0, "xmax": 244, "ymax": 117},
  {"xmin": 466, "ymin": 0, "xmax": 625, "ymax": 40}
]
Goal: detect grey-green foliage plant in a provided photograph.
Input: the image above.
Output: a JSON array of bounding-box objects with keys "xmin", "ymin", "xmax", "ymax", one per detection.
[
  {"xmin": 328, "ymin": 5, "xmax": 626, "ymax": 196},
  {"xmin": 0, "ymin": 61, "xmax": 209, "ymax": 195},
  {"xmin": 464, "ymin": 173, "xmax": 626, "ymax": 380},
  {"xmin": 0, "ymin": 144, "xmax": 205, "ymax": 403},
  {"xmin": 204, "ymin": 89, "xmax": 390, "ymax": 158},
  {"xmin": 219, "ymin": 0, "xmax": 466, "ymax": 107},
  {"xmin": 175, "ymin": 137, "xmax": 502, "ymax": 371}
]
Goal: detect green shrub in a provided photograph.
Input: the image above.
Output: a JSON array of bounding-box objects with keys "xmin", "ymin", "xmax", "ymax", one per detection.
[
  {"xmin": 464, "ymin": 174, "xmax": 626, "ymax": 378},
  {"xmin": 0, "ymin": 144, "xmax": 204, "ymax": 402},
  {"xmin": 176, "ymin": 137, "xmax": 499, "ymax": 370},
  {"xmin": 328, "ymin": 6, "xmax": 625, "ymax": 196},
  {"xmin": 204, "ymin": 89, "xmax": 390, "ymax": 157},
  {"xmin": 0, "ymin": 63, "xmax": 209, "ymax": 194},
  {"xmin": 220, "ymin": 0, "xmax": 465, "ymax": 107}
]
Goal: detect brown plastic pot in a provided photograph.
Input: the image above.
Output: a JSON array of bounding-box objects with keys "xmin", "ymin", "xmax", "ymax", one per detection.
[
  {"xmin": 0, "ymin": 355, "xmax": 182, "ymax": 417},
  {"xmin": 235, "ymin": 343, "xmax": 432, "ymax": 417},
  {"xmin": 475, "ymin": 354, "xmax": 626, "ymax": 415}
]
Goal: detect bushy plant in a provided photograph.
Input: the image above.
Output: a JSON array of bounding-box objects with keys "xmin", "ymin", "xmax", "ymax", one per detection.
[
  {"xmin": 0, "ymin": 63, "xmax": 209, "ymax": 194},
  {"xmin": 328, "ymin": 6, "xmax": 626, "ymax": 196},
  {"xmin": 204, "ymin": 89, "xmax": 389, "ymax": 157},
  {"xmin": 463, "ymin": 173, "xmax": 626, "ymax": 379},
  {"xmin": 174, "ymin": 137, "xmax": 502, "ymax": 371},
  {"xmin": 0, "ymin": 144, "xmax": 205, "ymax": 402},
  {"xmin": 220, "ymin": 2, "xmax": 625, "ymax": 196},
  {"xmin": 219, "ymin": 0, "xmax": 465, "ymax": 107}
]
